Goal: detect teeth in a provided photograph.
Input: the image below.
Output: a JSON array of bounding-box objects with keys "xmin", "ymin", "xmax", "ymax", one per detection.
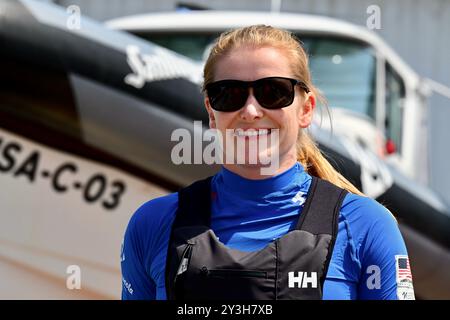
[{"xmin": 234, "ymin": 129, "xmax": 271, "ymax": 137}]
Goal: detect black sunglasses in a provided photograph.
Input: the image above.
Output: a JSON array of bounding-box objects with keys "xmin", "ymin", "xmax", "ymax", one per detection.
[{"xmin": 206, "ymin": 76, "xmax": 309, "ymax": 112}]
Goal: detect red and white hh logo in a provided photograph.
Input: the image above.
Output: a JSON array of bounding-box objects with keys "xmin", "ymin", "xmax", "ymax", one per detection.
[{"xmin": 288, "ymin": 272, "xmax": 318, "ymax": 288}]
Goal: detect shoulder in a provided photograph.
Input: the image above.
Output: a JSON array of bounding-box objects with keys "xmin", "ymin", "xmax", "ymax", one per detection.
[
  {"xmin": 340, "ymin": 193, "xmax": 399, "ymax": 238},
  {"xmin": 124, "ymin": 192, "xmax": 179, "ymax": 255},
  {"xmin": 327, "ymin": 193, "xmax": 398, "ymax": 278},
  {"xmin": 339, "ymin": 192, "xmax": 408, "ymax": 263},
  {"xmin": 131, "ymin": 192, "xmax": 179, "ymax": 227}
]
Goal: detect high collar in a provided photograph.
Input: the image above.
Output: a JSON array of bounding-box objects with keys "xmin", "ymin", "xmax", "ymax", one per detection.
[{"xmin": 217, "ymin": 162, "xmax": 305, "ymax": 197}]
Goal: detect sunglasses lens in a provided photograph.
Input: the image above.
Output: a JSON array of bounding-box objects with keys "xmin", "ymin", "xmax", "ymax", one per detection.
[
  {"xmin": 207, "ymin": 82, "xmax": 248, "ymax": 112},
  {"xmin": 207, "ymin": 77, "xmax": 298, "ymax": 112},
  {"xmin": 255, "ymin": 78, "xmax": 294, "ymax": 109}
]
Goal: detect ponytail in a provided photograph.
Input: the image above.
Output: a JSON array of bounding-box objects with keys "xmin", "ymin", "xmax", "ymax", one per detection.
[{"xmin": 297, "ymin": 132, "xmax": 365, "ymax": 196}]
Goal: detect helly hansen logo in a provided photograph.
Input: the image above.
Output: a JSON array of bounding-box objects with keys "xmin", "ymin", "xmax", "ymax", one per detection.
[{"xmin": 288, "ymin": 272, "xmax": 318, "ymax": 288}]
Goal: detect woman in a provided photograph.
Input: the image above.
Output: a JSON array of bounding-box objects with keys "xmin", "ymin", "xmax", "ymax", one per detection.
[{"xmin": 121, "ymin": 25, "xmax": 415, "ymax": 300}]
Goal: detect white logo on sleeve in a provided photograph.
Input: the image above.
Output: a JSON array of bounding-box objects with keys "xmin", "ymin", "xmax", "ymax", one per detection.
[
  {"xmin": 288, "ymin": 272, "xmax": 318, "ymax": 288},
  {"xmin": 120, "ymin": 238, "xmax": 125, "ymax": 262},
  {"xmin": 122, "ymin": 277, "xmax": 134, "ymax": 295},
  {"xmin": 291, "ymin": 191, "xmax": 306, "ymax": 206}
]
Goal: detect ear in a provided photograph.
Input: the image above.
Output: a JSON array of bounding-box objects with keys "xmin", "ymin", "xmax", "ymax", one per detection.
[
  {"xmin": 298, "ymin": 92, "xmax": 316, "ymax": 128},
  {"xmin": 204, "ymin": 97, "xmax": 217, "ymax": 129}
]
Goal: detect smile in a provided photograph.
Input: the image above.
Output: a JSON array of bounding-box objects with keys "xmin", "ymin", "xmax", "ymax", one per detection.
[{"xmin": 233, "ymin": 129, "xmax": 272, "ymax": 137}]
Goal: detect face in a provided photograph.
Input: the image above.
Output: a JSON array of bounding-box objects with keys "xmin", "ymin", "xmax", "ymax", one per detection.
[{"xmin": 204, "ymin": 45, "xmax": 315, "ymax": 179}]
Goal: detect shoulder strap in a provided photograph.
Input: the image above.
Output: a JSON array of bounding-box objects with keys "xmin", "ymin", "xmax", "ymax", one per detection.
[
  {"xmin": 295, "ymin": 177, "xmax": 348, "ymax": 236},
  {"xmin": 166, "ymin": 176, "xmax": 213, "ymax": 300},
  {"xmin": 174, "ymin": 176, "xmax": 213, "ymax": 228}
]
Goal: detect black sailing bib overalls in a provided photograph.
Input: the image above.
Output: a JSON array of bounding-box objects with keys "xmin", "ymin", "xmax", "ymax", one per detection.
[{"xmin": 165, "ymin": 176, "xmax": 347, "ymax": 300}]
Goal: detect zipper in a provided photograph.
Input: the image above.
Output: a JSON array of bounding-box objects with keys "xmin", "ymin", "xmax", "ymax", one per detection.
[
  {"xmin": 175, "ymin": 243, "xmax": 193, "ymax": 279},
  {"xmin": 200, "ymin": 267, "xmax": 268, "ymax": 279},
  {"xmin": 173, "ymin": 243, "xmax": 194, "ymax": 300}
]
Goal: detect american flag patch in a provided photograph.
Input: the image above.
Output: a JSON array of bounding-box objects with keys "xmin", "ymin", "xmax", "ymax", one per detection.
[
  {"xmin": 397, "ymin": 256, "xmax": 412, "ymax": 281},
  {"xmin": 395, "ymin": 255, "xmax": 415, "ymax": 300}
]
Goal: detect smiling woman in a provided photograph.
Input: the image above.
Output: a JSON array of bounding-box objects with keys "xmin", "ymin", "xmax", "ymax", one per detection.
[
  {"xmin": 203, "ymin": 45, "xmax": 314, "ymax": 180},
  {"xmin": 121, "ymin": 25, "xmax": 415, "ymax": 300}
]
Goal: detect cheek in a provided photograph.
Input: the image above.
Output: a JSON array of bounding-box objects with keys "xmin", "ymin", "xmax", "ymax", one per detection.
[
  {"xmin": 283, "ymin": 112, "xmax": 302, "ymax": 141},
  {"xmin": 281, "ymin": 108, "xmax": 301, "ymax": 131}
]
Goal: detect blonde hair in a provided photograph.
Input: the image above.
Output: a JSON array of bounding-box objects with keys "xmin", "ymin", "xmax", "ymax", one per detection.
[{"xmin": 203, "ymin": 25, "xmax": 364, "ymax": 196}]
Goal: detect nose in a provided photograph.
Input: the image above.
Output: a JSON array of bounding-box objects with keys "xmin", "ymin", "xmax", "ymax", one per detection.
[{"xmin": 239, "ymin": 88, "xmax": 264, "ymax": 121}]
